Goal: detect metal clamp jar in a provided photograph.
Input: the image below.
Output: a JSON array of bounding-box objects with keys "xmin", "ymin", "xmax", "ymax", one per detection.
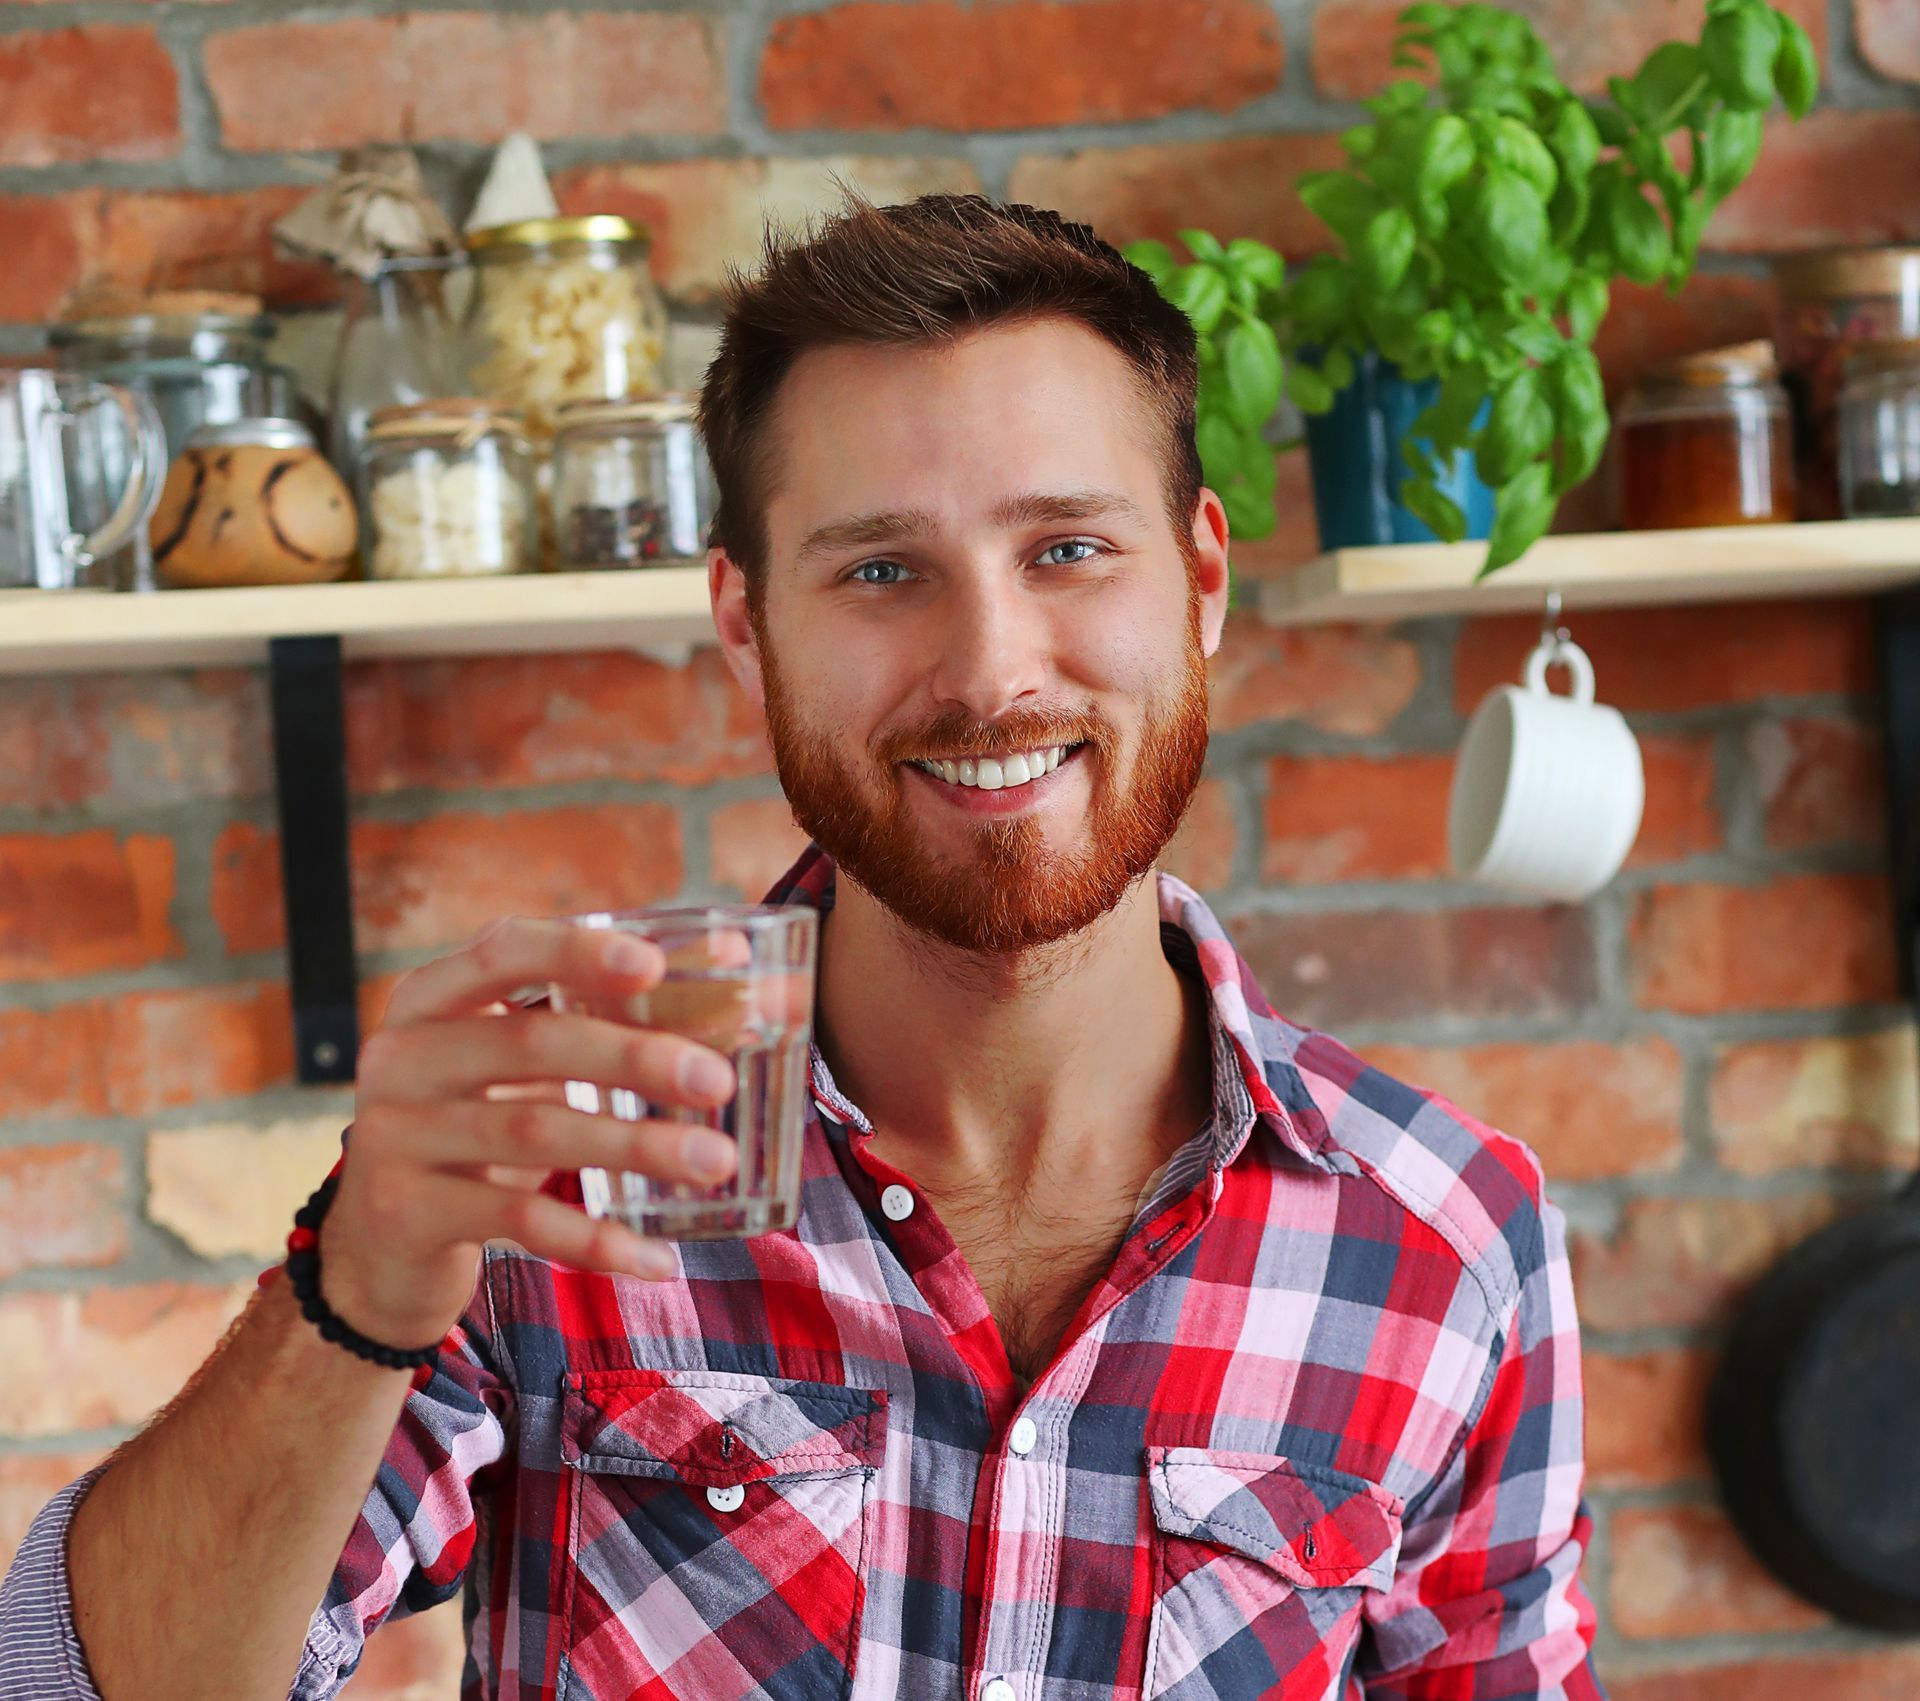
[
  {"xmin": 1616, "ymin": 342, "xmax": 1796, "ymax": 529},
  {"xmin": 1838, "ymin": 339, "xmax": 1920, "ymax": 518},
  {"xmin": 552, "ymin": 395, "xmax": 714, "ymax": 570},
  {"xmin": 360, "ymin": 399, "xmax": 536, "ymax": 579},
  {"xmin": 462, "ymin": 216, "xmax": 668, "ymax": 437}
]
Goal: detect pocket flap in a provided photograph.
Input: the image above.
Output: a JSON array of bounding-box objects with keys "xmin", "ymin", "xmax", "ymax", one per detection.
[
  {"xmin": 1146, "ymin": 1447, "xmax": 1403, "ymax": 1592},
  {"xmin": 563, "ymin": 1369, "xmax": 886, "ymax": 1487}
]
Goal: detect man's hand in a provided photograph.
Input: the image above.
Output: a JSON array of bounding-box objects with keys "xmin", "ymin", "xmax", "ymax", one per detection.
[{"xmin": 323, "ymin": 916, "xmax": 741, "ymax": 1349}]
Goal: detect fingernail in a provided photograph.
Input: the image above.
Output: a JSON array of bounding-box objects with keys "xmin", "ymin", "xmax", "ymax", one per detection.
[
  {"xmin": 680, "ymin": 1049, "xmax": 735, "ymax": 1102},
  {"xmin": 626, "ymin": 1238, "xmax": 677, "ymax": 1280},
  {"xmin": 684, "ymin": 1131, "xmax": 737, "ymax": 1181},
  {"xmin": 605, "ymin": 936, "xmax": 655, "ymax": 975}
]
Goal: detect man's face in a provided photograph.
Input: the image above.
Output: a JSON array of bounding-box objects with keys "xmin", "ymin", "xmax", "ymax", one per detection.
[{"xmin": 720, "ymin": 318, "xmax": 1230, "ymax": 955}]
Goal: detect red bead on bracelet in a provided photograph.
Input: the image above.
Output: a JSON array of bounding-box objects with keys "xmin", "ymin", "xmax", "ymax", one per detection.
[{"xmin": 287, "ymin": 1225, "xmax": 318, "ymax": 1254}]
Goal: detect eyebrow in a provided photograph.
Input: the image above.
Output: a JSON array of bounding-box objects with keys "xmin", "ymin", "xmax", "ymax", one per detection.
[{"xmin": 795, "ymin": 489, "xmax": 1148, "ymax": 562}]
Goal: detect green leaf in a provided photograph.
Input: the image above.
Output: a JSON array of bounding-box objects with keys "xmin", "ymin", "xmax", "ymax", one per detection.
[
  {"xmin": 1359, "ymin": 206, "xmax": 1419, "ymax": 292},
  {"xmin": 1481, "ymin": 460, "xmax": 1556, "ymax": 574},
  {"xmin": 1285, "ymin": 361, "xmax": 1336, "ymax": 414},
  {"xmin": 1632, "ymin": 41, "xmax": 1708, "ymax": 131},
  {"xmin": 1224, "ymin": 237, "xmax": 1285, "ymax": 295},
  {"xmin": 1397, "ymin": 2, "xmax": 1453, "ymax": 28},
  {"xmin": 1548, "ymin": 345, "xmax": 1608, "ymax": 491},
  {"xmin": 1123, "ymin": 238, "xmax": 1177, "ymax": 282},
  {"xmin": 1178, "ymin": 228, "xmax": 1226, "ymax": 264},
  {"xmin": 1588, "ymin": 99, "xmax": 1633, "ymax": 148},
  {"xmin": 1775, "ymin": 13, "xmax": 1819, "ymax": 119},
  {"xmin": 1399, "ymin": 477, "xmax": 1470, "ymax": 542},
  {"xmin": 1341, "ymin": 123, "xmax": 1380, "ymax": 161},
  {"xmin": 1548, "ymin": 173, "xmax": 1592, "ymax": 246},
  {"xmin": 1564, "ymin": 270, "xmax": 1609, "ymax": 341},
  {"xmin": 1699, "ymin": 105, "xmax": 1765, "ymax": 201},
  {"xmin": 1223, "ymin": 318, "xmax": 1285, "ymax": 429},
  {"xmin": 1507, "ymin": 317, "xmax": 1563, "ymax": 362},
  {"xmin": 1547, "ymin": 99, "xmax": 1602, "ymax": 180},
  {"xmin": 1322, "ymin": 345, "xmax": 1355, "ymax": 392},
  {"xmin": 1418, "ymin": 114, "xmax": 1477, "ymax": 200},
  {"xmin": 1702, "ymin": 6, "xmax": 1781, "ymax": 109},
  {"xmin": 1166, "ymin": 264, "xmax": 1230, "ymax": 334},
  {"xmin": 1297, "ymin": 171, "xmax": 1384, "ymax": 244},
  {"xmin": 1604, "ymin": 175, "xmax": 1672, "ymax": 285},
  {"xmin": 1288, "ymin": 258, "xmax": 1353, "ymax": 339},
  {"xmin": 1490, "ymin": 117, "xmax": 1560, "ymax": 200},
  {"xmin": 1428, "ymin": 363, "xmax": 1488, "ymax": 444},
  {"xmin": 1478, "ymin": 368, "xmax": 1555, "ymax": 484},
  {"xmin": 1470, "ymin": 169, "xmax": 1550, "ymax": 288},
  {"xmin": 1219, "ymin": 480, "xmax": 1276, "ymax": 540}
]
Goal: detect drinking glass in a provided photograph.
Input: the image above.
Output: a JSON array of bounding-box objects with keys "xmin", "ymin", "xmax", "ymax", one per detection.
[{"xmin": 549, "ymin": 905, "xmax": 817, "ymax": 1241}]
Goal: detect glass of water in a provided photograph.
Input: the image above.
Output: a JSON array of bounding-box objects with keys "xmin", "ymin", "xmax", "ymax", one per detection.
[{"xmin": 549, "ymin": 905, "xmax": 817, "ymax": 1240}]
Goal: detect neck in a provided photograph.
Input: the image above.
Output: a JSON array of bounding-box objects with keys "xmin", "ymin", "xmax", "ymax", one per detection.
[{"xmin": 814, "ymin": 868, "xmax": 1212, "ymax": 1193}]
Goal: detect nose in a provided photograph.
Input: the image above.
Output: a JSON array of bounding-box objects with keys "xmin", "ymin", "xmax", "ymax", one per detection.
[{"xmin": 926, "ymin": 568, "xmax": 1049, "ymax": 722}]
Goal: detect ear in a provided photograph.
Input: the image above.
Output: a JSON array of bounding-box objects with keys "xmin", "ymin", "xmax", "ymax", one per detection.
[
  {"xmin": 1190, "ymin": 487, "xmax": 1232, "ymax": 658},
  {"xmin": 709, "ymin": 548, "xmax": 765, "ymax": 709}
]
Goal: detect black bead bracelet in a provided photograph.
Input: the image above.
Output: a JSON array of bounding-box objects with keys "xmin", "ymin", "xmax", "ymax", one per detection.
[{"xmin": 284, "ymin": 1171, "xmax": 439, "ymax": 1377}]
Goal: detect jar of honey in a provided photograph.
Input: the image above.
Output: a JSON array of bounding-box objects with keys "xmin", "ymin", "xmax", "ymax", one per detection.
[{"xmin": 1616, "ymin": 342, "xmax": 1796, "ymax": 530}]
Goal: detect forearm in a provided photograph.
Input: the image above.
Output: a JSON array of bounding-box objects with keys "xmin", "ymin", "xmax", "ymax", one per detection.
[{"xmin": 66, "ymin": 1274, "xmax": 416, "ymax": 1701}]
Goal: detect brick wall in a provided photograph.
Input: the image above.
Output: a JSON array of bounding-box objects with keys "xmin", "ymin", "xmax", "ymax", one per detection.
[{"xmin": 3, "ymin": 3, "xmax": 1919, "ymax": 1696}]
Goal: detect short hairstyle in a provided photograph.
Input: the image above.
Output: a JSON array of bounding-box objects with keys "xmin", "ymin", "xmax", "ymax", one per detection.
[{"xmin": 696, "ymin": 191, "xmax": 1202, "ymax": 598}]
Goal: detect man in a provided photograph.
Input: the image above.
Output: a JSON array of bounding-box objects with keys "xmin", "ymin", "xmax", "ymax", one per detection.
[{"xmin": 2, "ymin": 194, "xmax": 1604, "ymax": 1699}]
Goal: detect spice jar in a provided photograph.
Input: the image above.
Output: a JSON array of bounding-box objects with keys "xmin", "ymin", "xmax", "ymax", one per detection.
[
  {"xmin": 1616, "ymin": 342, "xmax": 1795, "ymax": 530},
  {"xmin": 552, "ymin": 395, "xmax": 714, "ymax": 570},
  {"xmin": 461, "ymin": 216, "xmax": 668, "ymax": 436},
  {"xmin": 359, "ymin": 399, "xmax": 536, "ymax": 579},
  {"xmin": 1838, "ymin": 339, "xmax": 1920, "ymax": 518},
  {"xmin": 1773, "ymin": 248, "xmax": 1920, "ymax": 519}
]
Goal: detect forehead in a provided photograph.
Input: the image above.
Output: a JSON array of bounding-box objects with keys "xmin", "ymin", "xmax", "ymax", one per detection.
[{"xmin": 760, "ymin": 318, "xmax": 1167, "ymax": 551}]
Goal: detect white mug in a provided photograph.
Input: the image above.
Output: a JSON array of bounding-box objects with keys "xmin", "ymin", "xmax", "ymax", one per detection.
[{"xmin": 1447, "ymin": 635, "xmax": 1645, "ymax": 903}]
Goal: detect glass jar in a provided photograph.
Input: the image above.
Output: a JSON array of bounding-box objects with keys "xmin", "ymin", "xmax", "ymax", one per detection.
[
  {"xmin": 1773, "ymin": 247, "xmax": 1920, "ymax": 519},
  {"xmin": 359, "ymin": 399, "xmax": 536, "ymax": 579},
  {"xmin": 1838, "ymin": 339, "xmax": 1920, "ymax": 518},
  {"xmin": 1616, "ymin": 342, "xmax": 1796, "ymax": 529},
  {"xmin": 462, "ymin": 216, "xmax": 668, "ymax": 437},
  {"xmin": 552, "ymin": 395, "xmax": 714, "ymax": 569},
  {"xmin": 329, "ymin": 255, "xmax": 468, "ymax": 478}
]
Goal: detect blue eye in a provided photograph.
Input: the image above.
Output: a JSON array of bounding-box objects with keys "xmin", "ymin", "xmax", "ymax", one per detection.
[
  {"xmin": 1037, "ymin": 540, "xmax": 1102, "ymax": 566},
  {"xmin": 851, "ymin": 560, "xmax": 909, "ymax": 585}
]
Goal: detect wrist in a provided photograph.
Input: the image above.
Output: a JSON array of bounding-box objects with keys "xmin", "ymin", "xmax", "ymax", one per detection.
[{"xmin": 282, "ymin": 1173, "xmax": 440, "ymax": 1384}]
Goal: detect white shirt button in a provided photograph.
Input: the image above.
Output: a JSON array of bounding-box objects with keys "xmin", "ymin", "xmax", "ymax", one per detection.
[
  {"xmin": 705, "ymin": 1484, "xmax": 745, "ymax": 1513},
  {"xmin": 1008, "ymin": 1416, "xmax": 1038, "ymax": 1456},
  {"xmin": 981, "ymin": 1680, "xmax": 1016, "ymax": 1701},
  {"xmin": 880, "ymin": 1184, "xmax": 915, "ymax": 1222}
]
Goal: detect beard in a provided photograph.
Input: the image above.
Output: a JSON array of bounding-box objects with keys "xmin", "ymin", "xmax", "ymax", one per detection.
[{"xmin": 758, "ymin": 606, "xmax": 1211, "ymax": 957}]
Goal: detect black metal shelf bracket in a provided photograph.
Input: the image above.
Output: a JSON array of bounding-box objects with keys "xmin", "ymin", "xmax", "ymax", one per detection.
[
  {"xmin": 1877, "ymin": 587, "xmax": 1920, "ymax": 1023},
  {"xmin": 268, "ymin": 634, "xmax": 360, "ymax": 1085}
]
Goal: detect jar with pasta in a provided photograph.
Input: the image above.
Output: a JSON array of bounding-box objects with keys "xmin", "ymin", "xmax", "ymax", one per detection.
[
  {"xmin": 360, "ymin": 399, "xmax": 536, "ymax": 579},
  {"xmin": 461, "ymin": 216, "xmax": 668, "ymax": 436}
]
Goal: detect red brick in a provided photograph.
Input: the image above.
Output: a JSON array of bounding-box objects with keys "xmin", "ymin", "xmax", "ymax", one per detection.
[
  {"xmin": 709, "ymin": 798, "xmax": 810, "ymax": 902},
  {"xmin": 1261, "ymin": 753, "xmax": 1451, "ymax": 884},
  {"xmin": 1629, "ymin": 872, "xmax": 1896, "ymax": 1014},
  {"xmin": 1008, "ymin": 135, "xmax": 1350, "ymax": 263},
  {"xmin": 0, "ymin": 1005, "xmax": 112, "ymax": 1122},
  {"xmin": 1748, "ymin": 717, "xmax": 1886, "ymax": 853},
  {"xmin": 0, "ymin": 1145, "xmax": 126, "ymax": 1280},
  {"xmin": 555, "ymin": 156, "xmax": 986, "ymax": 306},
  {"xmin": 1163, "ymin": 777, "xmax": 1237, "ymax": 893},
  {"xmin": 1610, "ymin": 1502, "xmax": 1828, "ymax": 1639},
  {"xmin": 343, "ymin": 650, "xmax": 771, "ymax": 797},
  {"xmin": 205, "ymin": 13, "xmax": 725, "ymax": 153},
  {"xmin": 1591, "ymin": 276, "xmax": 1777, "ymax": 402},
  {"xmin": 1711, "ymin": 112, "xmax": 1920, "ymax": 253},
  {"xmin": 0, "ymin": 192, "xmax": 89, "ymax": 323},
  {"xmin": 0, "ymin": 27, "xmax": 178, "ymax": 167},
  {"xmin": 760, "ymin": 0, "xmax": 1281, "ymax": 133},
  {"xmin": 1228, "ymin": 903, "xmax": 1596, "ymax": 1030},
  {"xmin": 1570, "ymin": 1192, "xmax": 1851, "ymax": 1332},
  {"xmin": 1455, "ymin": 599, "xmax": 1874, "ymax": 717},
  {"xmin": 1859, "ymin": 0, "xmax": 1920, "ymax": 83},
  {"xmin": 0, "ymin": 830, "xmax": 180, "ymax": 982},
  {"xmin": 0, "ymin": 1449, "xmax": 111, "ymax": 1575},
  {"xmin": 1210, "ymin": 611, "xmax": 1423, "ymax": 736},
  {"xmin": 1710, "ymin": 1024, "xmax": 1920, "ymax": 1174},
  {"xmin": 1609, "ymin": 1650, "xmax": 1920, "ymax": 1701},
  {"xmin": 1583, "ymin": 1347, "xmax": 1715, "ymax": 1487},
  {"xmin": 0, "ymin": 1282, "xmax": 251, "ymax": 1438},
  {"xmin": 1312, "ymin": 0, "xmax": 1823, "ymax": 100},
  {"xmin": 214, "ymin": 807, "xmax": 686, "ymax": 957},
  {"xmin": 1360, "ymin": 1037, "xmax": 1684, "ymax": 1183},
  {"xmin": 1627, "ymin": 734, "xmax": 1723, "ymax": 867}
]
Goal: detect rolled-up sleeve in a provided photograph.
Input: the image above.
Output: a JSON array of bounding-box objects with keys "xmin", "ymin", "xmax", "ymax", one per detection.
[{"xmin": 1357, "ymin": 1189, "xmax": 1606, "ymax": 1699}]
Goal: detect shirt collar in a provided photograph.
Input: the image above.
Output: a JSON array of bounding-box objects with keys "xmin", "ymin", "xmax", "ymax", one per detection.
[{"xmin": 761, "ymin": 843, "xmax": 1328, "ymax": 1173}]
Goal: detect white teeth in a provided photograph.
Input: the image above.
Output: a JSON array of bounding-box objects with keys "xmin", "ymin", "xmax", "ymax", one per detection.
[
  {"xmin": 958, "ymin": 758, "xmax": 977, "ymax": 785},
  {"xmin": 1044, "ymin": 746, "xmax": 1061, "ymax": 772},
  {"xmin": 941, "ymin": 760, "xmax": 958, "ymax": 784},
  {"xmin": 914, "ymin": 747, "xmax": 1071, "ymax": 791},
  {"xmin": 975, "ymin": 757, "xmax": 1004, "ymax": 790},
  {"xmin": 1002, "ymin": 753, "xmax": 1031, "ymax": 786}
]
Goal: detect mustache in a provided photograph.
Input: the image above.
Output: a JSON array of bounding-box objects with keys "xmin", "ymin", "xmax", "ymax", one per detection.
[{"xmin": 873, "ymin": 706, "xmax": 1112, "ymax": 766}]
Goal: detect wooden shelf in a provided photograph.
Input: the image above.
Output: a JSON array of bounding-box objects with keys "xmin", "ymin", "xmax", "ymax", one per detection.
[
  {"xmin": 1257, "ymin": 517, "xmax": 1920, "ymax": 625},
  {"xmin": 0, "ymin": 566, "xmax": 714, "ymax": 675}
]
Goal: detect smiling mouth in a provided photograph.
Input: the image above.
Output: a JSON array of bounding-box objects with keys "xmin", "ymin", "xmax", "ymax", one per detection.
[{"xmin": 908, "ymin": 743, "xmax": 1083, "ymax": 792}]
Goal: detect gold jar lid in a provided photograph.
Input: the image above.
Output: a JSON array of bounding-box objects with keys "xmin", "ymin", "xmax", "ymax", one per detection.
[
  {"xmin": 1642, "ymin": 340, "xmax": 1781, "ymax": 388},
  {"xmin": 366, "ymin": 397, "xmax": 529, "ymax": 445},
  {"xmin": 1773, "ymin": 247, "xmax": 1920, "ymax": 302},
  {"xmin": 464, "ymin": 215, "xmax": 650, "ymax": 253}
]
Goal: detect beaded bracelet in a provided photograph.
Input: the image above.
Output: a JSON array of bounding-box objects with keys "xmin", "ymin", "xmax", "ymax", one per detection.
[{"xmin": 283, "ymin": 1171, "xmax": 440, "ymax": 1378}]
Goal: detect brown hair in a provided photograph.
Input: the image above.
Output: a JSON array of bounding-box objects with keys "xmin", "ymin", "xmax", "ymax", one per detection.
[{"xmin": 696, "ymin": 191, "xmax": 1202, "ymax": 596}]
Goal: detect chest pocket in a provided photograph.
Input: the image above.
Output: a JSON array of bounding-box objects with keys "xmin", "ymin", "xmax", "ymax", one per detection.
[
  {"xmin": 558, "ymin": 1368, "xmax": 887, "ymax": 1701},
  {"xmin": 1143, "ymin": 1447, "xmax": 1403, "ymax": 1701}
]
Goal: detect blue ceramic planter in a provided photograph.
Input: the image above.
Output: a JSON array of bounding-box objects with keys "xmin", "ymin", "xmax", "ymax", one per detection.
[{"xmin": 1303, "ymin": 350, "xmax": 1495, "ymax": 549}]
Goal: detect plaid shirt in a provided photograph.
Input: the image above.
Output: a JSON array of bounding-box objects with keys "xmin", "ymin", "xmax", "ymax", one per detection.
[{"xmin": 5, "ymin": 847, "xmax": 1603, "ymax": 1701}]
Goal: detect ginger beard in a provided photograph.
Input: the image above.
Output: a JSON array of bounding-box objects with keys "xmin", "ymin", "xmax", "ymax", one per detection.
[{"xmin": 756, "ymin": 596, "xmax": 1211, "ymax": 956}]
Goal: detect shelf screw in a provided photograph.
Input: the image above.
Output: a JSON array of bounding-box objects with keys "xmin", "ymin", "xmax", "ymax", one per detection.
[{"xmin": 313, "ymin": 1040, "xmax": 341, "ymax": 1070}]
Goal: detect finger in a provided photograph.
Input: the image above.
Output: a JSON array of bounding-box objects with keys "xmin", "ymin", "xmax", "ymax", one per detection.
[
  {"xmin": 430, "ymin": 1172, "xmax": 678, "ymax": 1280},
  {"xmin": 368, "ymin": 1098, "xmax": 738, "ymax": 1185},
  {"xmin": 383, "ymin": 916, "xmax": 664, "ymax": 1028},
  {"xmin": 360, "ymin": 1011, "xmax": 736, "ymax": 1108}
]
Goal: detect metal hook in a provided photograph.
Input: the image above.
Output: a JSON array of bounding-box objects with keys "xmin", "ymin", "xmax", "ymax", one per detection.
[{"xmin": 1540, "ymin": 587, "xmax": 1570, "ymax": 648}]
